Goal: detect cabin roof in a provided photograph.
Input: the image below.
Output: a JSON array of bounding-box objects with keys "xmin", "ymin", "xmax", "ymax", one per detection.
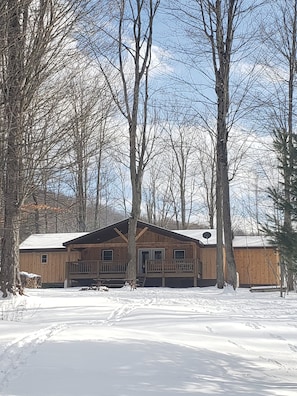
[
  {"xmin": 173, "ymin": 229, "xmax": 217, "ymax": 245},
  {"xmin": 20, "ymin": 232, "xmax": 87, "ymax": 251},
  {"xmin": 174, "ymin": 230, "xmax": 274, "ymax": 248},
  {"xmin": 19, "ymin": 220, "xmax": 274, "ymax": 250}
]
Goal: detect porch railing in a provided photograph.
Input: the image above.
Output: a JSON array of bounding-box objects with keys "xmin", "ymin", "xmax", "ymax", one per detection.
[
  {"xmin": 66, "ymin": 259, "xmax": 201, "ymax": 278},
  {"xmin": 145, "ymin": 259, "xmax": 198, "ymax": 274},
  {"xmin": 67, "ymin": 260, "xmax": 128, "ymax": 277}
]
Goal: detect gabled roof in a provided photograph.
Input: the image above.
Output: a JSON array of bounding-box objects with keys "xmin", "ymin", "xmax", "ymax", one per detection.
[
  {"xmin": 63, "ymin": 218, "xmax": 203, "ymax": 246},
  {"xmin": 19, "ymin": 219, "xmax": 274, "ymax": 251}
]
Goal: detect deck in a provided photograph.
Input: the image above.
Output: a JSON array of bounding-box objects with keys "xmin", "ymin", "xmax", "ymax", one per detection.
[{"xmin": 66, "ymin": 259, "xmax": 202, "ymax": 286}]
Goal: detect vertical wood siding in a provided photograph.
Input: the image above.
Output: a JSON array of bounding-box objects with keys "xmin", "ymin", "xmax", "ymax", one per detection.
[{"xmin": 20, "ymin": 251, "xmax": 80, "ymax": 284}]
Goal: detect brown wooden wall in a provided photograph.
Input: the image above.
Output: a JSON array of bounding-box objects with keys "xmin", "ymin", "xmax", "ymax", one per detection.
[
  {"xmin": 199, "ymin": 246, "xmax": 280, "ymax": 286},
  {"xmin": 81, "ymin": 244, "xmax": 197, "ymax": 262},
  {"xmin": 20, "ymin": 250, "xmax": 80, "ymax": 284},
  {"xmin": 200, "ymin": 247, "xmax": 217, "ymax": 279},
  {"xmin": 82, "ymin": 246, "xmax": 128, "ymax": 262},
  {"xmin": 234, "ymin": 247, "xmax": 280, "ymax": 286},
  {"xmin": 79, "ymin": 227, "xmax": 199, "ymax": 263}
]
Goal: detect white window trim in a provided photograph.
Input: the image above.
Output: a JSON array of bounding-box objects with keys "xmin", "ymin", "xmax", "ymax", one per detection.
[
  {"xmin": 41, "ymin": 254, "xmax": 48, "ymax": 264},
  {"xmin": 102, "ymin": 250, "xmax": 113, "ymax": 261},
  {"xmin": 173, "ymin": 250, "xmax": 185, "ymax": 260}
]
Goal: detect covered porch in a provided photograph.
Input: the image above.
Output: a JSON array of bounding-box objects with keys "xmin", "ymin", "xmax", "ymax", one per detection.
[{"xmin": 65, "ymin": 258, "xmax": 202, "ymax": 287}]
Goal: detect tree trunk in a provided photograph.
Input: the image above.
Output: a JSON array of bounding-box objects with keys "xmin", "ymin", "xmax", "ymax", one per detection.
[
  {"xmin": 0, "ymin": 0, "xmax": 23, "ymax": 297},
  {"xmin": 217, "ymin": 117, "xmax": 237, "ymax": 289},
  {"xmin": 221, "ymin": 156, "xmax": 237, "ymax": 288},
  {"xmin": 216, "ymin": 159, "xmax": 224, "ymax": 289}
]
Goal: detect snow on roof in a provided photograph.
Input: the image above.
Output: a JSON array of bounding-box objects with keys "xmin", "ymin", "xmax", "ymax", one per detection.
[
  {"xmin": 173, "ymin": 229, "xmax": 217, "ymax": 245},
  {"xmin": 20, "ymin": 228, "xmax": 274, "ymax": 251},
  {"xmin": 232, "ymin": 235, "xmax": 274, "ymax": 248},
  {"xmin": 174, "ymin": 229, "xmax": 274, "ymax": 248},
  {"xmin": 20, "ymin": 233, "xmax": 87, "ymax": 250}
]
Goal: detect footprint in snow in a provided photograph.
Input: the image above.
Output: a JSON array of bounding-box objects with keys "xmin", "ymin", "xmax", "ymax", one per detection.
[
  {"xmin": 245, "ymin": 321, "xmax": 264, "ymax": 330},
  {"xmin": 288, "ymin": 344, "xmax": 297, "ymax": 353},
  {"xmin": 269, "ymin": 333, "xmax": 286, "ymax": 341}
]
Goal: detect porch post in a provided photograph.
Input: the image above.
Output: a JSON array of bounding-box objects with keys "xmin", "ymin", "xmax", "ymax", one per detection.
[
  {"xmin": 193, "ymin": 243, "xmax": 198, "ymax": 287},
  {"xmin": 162, "ymin": 260, "xmax": 165, "ymax": 287},
  {"xmin": 65, "ymin": 246, "xmax": 71, "ymax": 288},
  {"xmin": 193, "ymin": 267, "xmax": 198, "ymax": 287}
]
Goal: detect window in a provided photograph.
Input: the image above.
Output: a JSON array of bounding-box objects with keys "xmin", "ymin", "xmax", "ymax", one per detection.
[
  {"xmin": 154, "ymin": 250, "xmax": 163, "ymax": 260},
  {"xmin": 102, "ymin": 250, "xmax": 113, "ymax": 261},
  {"xmin": 41, "ymin": 254, "xmax": 48, "ymax": 264},
  {"xmin": 174, "ymin": 250, "xmax": 185, "ymax": 260}
]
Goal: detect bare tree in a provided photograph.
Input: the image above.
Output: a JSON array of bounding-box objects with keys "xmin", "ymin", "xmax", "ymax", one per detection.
[
  {"xmin": 172, "ymin": 0, "xmax": 261, "ymax": 288},
  {"xmin": 194, "ymin": 127, "xmax": 217, "ymax": 228},
  {"xmin": 0, "ymin": 0, "xmax": 84, "ymax": 297},
  {"xmin": 83, "ymin": 0, "xmax": 160, "ymax": 282},
  {"xmin": 62, "ymin": 66, "xmax": 115, "ymax": 232},
  {"xmin": 162, "ymin": 121, "xmax": 198, "ymax": 229}
]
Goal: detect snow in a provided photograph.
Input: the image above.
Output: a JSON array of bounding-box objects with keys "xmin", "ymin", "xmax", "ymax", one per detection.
[
  {"xmin": 19, "ymin": 233, "xmax": 87, "ymax": 250},
  {"xmin": 175, "ymin": 229, "xmax": 273, "ymax": 248},
  {"xmin": 19, "ymin": 271, "xmax": 41, "ymax": 279},
  {"xmin": 0, "ymin": 286, "xmax": 297, "ymax": 396},
  {"xmin": 20, "ymin": 229, "xmax": 273, "ymax": 252}
]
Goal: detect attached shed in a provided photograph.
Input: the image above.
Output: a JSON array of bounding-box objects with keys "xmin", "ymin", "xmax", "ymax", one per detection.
[
  {"xmin": 233, "ymin": 236, "xmax": 279, "ymax": 287},
  {"xmin": 19, "ymin": 233, "xmax": 86, "ymax": 287},
  {"xmin": 175, "ymin": 230, "xmax": 280, "ymax": 287}
]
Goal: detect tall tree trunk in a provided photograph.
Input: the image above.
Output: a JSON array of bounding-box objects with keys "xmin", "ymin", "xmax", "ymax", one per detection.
[
  {"xmin": 214, "ymin": 0, "xmax": 237, "ymax": 288},
  {"xmin": 126, "ymin": 123, "xmax": 143, "ymax": 280},
  {"xmin": 284, "ymin": 1, "xmax": 297, "ymax": 290},
  {"xmin": 1, "ymin": 0, "xmax": 23, "ymax": 296},
  {"xmin": 216, "ymin": 159, "xmax": 224, "ymax": 289}
]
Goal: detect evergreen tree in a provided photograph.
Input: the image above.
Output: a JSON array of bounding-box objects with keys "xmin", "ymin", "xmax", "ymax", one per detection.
[{"xmin": 264, "ymin": 129, "xmax": 297, "ymax": 290}]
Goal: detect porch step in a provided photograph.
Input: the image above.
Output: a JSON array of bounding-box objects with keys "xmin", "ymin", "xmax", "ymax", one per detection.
[
  {"xmin": 94, "ymin": 277, "xmax": 147, "ymax": 289},
  {"xmin": 95, "ymin": 279, "xmax": 126, "ymax": 288},
  {"xmin": 137, "ymin": 276, "xmax": 146, "ymax": 287}
]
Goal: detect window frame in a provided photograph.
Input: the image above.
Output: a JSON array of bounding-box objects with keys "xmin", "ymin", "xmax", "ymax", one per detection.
[
  {"xmin": 173, "ymin": 250, "xmax": 185, "ymax": 260},
  {"xmin": 102, "ymin": 250, "xmax": 113, "ymax": 261},
  {"xmin": 41, "ymin": 254, "xmax": 48, "ymax": 264}
]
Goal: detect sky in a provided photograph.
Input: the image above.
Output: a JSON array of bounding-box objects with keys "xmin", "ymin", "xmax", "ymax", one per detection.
[{"xmin": 0, "ymin": 286, "xmax": 297, "ymax": 396}]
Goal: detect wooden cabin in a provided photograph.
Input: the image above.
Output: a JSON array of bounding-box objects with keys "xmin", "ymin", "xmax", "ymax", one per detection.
[{"xmin": 19, "ymin": 219, "xmax": 280, "ymax": 288}]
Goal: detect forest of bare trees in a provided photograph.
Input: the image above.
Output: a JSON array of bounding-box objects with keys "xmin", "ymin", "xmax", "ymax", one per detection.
[{"xmin": 0, "ymin": 0, "xmax": 297, "ymax": 295}]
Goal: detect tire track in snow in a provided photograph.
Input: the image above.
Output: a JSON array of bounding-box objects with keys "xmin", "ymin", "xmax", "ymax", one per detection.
[
  {"xmin": 0, "ymin": 324, "xmax": 66, "ymax": 393},
  {"xmin": 0, "ymin": 300, "xmax": 137, "ymax": 392},
  {"xmin": 103, "ymin": 299, "xmax": 151, "ymax": 326}
]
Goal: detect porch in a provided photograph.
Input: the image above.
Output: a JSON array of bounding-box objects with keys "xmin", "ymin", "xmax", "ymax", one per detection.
[{"xmin": 65, "ymin": 259, "xmax": 202, "ymax": 287}]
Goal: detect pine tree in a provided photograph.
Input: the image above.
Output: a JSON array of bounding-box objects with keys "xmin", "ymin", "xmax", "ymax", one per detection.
[{"xmin": 264, "ymin": 129, "xmax": 297, "ymax": 290}]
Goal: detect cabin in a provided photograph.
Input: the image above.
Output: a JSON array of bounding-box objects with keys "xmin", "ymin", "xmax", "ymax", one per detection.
[{"xmin": 19, "ymin": 219, "xmax": 280, "ymax": 288}]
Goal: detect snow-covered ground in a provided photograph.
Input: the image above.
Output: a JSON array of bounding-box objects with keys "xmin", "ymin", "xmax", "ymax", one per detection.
[{"xmin": 0, "ymin": 286, "xmax": 297, "ymax": 396}]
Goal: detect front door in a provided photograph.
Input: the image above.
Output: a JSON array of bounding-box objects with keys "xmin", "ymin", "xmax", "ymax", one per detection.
[
  {"xmin": 139, "ymin": 250, "xmax": 150, "ymax": 274},
  {"xmin": 138, "ymin": 249, "xmax": 165, "ymax": 273}
]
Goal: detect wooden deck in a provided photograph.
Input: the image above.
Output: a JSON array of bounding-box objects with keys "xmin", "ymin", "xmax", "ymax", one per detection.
[{"xmin": 66, "ymin": 259, "xmax": 202, "ymax": 286}]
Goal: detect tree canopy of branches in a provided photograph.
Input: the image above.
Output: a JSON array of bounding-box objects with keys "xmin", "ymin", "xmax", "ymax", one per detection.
[
  {"xmin": 81, "ymin": 0, "xmax": 160, "ymax": 282},
  {"xmin": 0, "ymin": 0, "xmax": 84, "ymax": 297}
]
